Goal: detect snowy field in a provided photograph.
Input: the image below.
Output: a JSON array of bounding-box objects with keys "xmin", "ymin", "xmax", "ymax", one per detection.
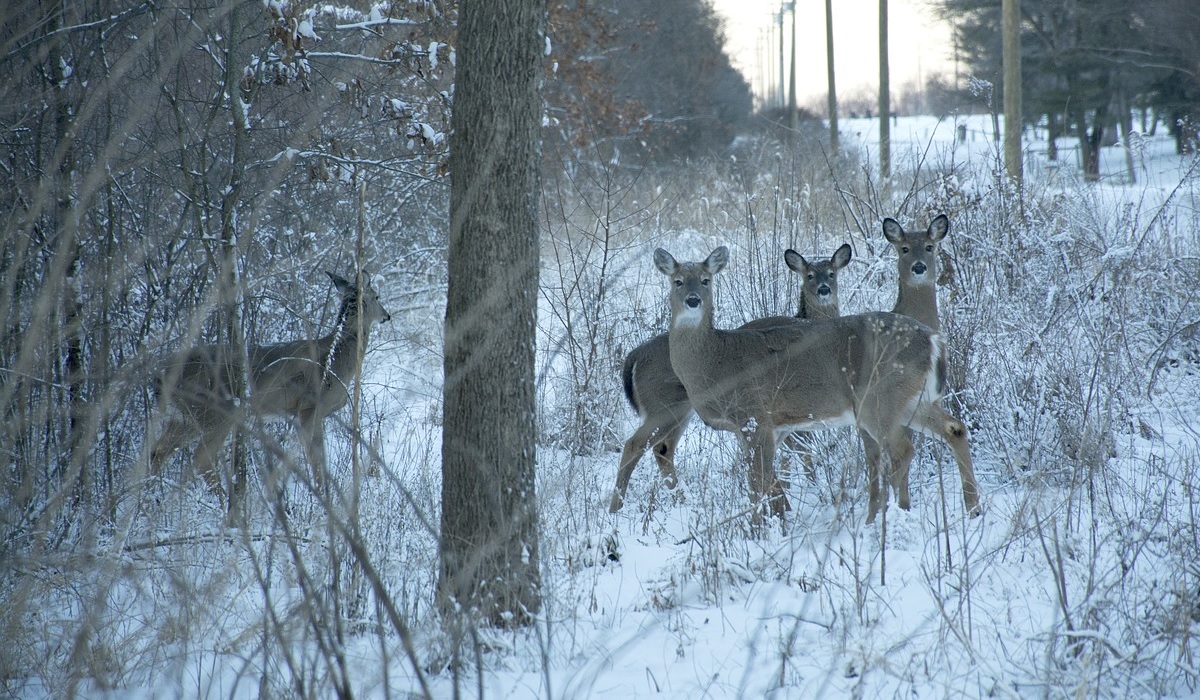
[{"xmin": 13, "ymin": 113, "xmax": 1200, "ymax": 699}]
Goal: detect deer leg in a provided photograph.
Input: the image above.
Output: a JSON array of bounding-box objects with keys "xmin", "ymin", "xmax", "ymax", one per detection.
[
  {"xmin": 299, "ymin": 411, "xmax": 327, "ymax": 488},
  {"xmin": 650, "ymin": 414, "xmax": 689, "ymax": 490},
  {"xmin": 193, "ymin": 419, "xmax": 232, "ymax": 496},
  {"xmin": 149, "ymin": 418, "xmax": 197, "ymax": 475},
  {"xmin": 888, "ymin": 434, "xmax": 916, "ymax": 513},
  {"xmin": 611, "ymin": 418, "xmax": 659, "ymax": 512},
  {"xmin": 860, "ymin": 429, "xmax": 885, "ymax": 523},
  {"xmin": 780, "ymin": 431, "xmax": 816, "ymax": 483},
  {"xmin": 919, "ymin": 405, "xmax": 981, "ymax": 517},
  {"xmin": 610, "ymin": 412, "xmax": 688, "ymax": 513},
  {"xmin": 745, "ymin": 427, "xmax": 789, "ymax": 518}
]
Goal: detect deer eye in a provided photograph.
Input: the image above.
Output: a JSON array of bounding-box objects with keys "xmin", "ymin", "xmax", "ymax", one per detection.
[
  {"xmin": 701, "ymin": 278, "xmax": 710, "ymax": 286},
  {"xmin": 926, "ymin": 245, "xmax": 934, "ymax": 252},
  {"xmin": 674, "ymin": 279, "xmax": 683, "ymax": 287},
  {"xmin": 901, "ymin": 246, "xmax": 909, "ymax": 254}
]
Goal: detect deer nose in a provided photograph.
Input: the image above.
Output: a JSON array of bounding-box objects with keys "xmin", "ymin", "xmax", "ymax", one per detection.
[
  {"xmin": 912, "ymin": 261, "xmax": 927, "ymax": 275},
  {"xmin": 685, "ymin": 293, "xmax": 702, "ymax": 309},
  {"xmin": 816, "ymin": 284, "xmax": 831, "ymax": 297}
]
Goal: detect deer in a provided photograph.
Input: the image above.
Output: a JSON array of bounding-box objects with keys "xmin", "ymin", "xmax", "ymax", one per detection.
[
  {"xmin": 857, "ymin": 214, "xmax": 977, "ymax": 513},
  {"xmin": 609, "ymin": 244, "xmax": 852, "ymax": 513},
  {"xmin": 652, "ymin": 246, "xmax": 979, "ymax": 523},
  {"xmin": 149, "ymin": 271, "xmax": 392, "ymax": 492},
  {"xmin": 884, "ymin": 214, "xmax": 947, "ymax": 332}
]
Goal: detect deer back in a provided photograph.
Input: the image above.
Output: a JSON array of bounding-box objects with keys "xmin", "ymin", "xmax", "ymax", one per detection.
[
  {"xmin": 670, "ymin": 313, "xmax": 936, "ymax": 435},
  {"xmin": 621, "ymin": 332, "xmax": 689, "ymax": 420}
]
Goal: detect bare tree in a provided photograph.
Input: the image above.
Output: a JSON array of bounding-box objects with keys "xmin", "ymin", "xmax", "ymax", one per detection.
[{"xmin": 439, "ymin": 0, "xmax": 545, "ymax": 627}]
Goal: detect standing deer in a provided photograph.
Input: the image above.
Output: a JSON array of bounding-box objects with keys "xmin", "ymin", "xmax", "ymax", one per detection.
[
  {"xmin": 150, "ymin": 271, "xmax": 391, "ymax": 491},
  {"xmin": 774, "ymin": 245, "xmax": 851, "ymax": 480},
  {"xmin": 653, "ymin": 246, "xmax": 978, "ymax": 522},
  {"xmin": 609, "ymin": 244, "xmax": 852, "ymax": 513},
  {"xmin": 858, "ymin": 214, "xmax": 976, "ymax": 513}
]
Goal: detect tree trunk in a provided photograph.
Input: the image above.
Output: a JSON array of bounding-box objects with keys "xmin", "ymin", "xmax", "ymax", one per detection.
[
  {"xmin": 1117, "ymin": 93, "xmax": 1136, "ymax": 184},
  {"xmin": 440, "ymin": 0, "xmax": 544, "ymax": 628},
  {"xmin": 220, "ymin": 0, "xmax": 251, "ymax": 522},
  {"xmin": 1083, "ymin": 104, "xmax": 1107, "ymax": 182},
  {"xmin": 1047, "ymin": 112, "xmax": 1059, "ymax": 162}
]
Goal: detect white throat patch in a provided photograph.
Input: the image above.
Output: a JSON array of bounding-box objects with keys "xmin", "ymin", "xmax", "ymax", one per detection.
[{"xmin": 674, "ymin": 305, "xmax": 704, "ymax": 327}]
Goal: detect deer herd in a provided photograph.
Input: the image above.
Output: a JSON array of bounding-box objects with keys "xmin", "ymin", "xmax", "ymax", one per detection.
[
  {"xmin": 150, "ymin": 215, "xmax": 981, "ymax": 527},
  {"xmin": 610, "ymin": 214, "xmax": 981, "ymax": 524}
]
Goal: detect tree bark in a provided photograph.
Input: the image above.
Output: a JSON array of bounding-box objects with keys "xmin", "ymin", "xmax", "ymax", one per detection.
[
  {"xmin": 220, "ymin": 0, "xmax": 251, "ymax": 521},
  {"xmin": 440, "ymin": 0, "xmax": 544, "ymax": 627}
]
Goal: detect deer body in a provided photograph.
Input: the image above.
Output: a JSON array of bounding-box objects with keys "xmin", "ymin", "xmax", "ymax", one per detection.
[
  {"xmin": 609, "ymin": 244, "xmax": 852, "ymax": 513},
  {"xmin": 656, "ymin": 247, "xmax": 978, "ymax": 522},
  {"xmin": 150, "ymin": 272, "xmax": 391, "ymax": 490}
]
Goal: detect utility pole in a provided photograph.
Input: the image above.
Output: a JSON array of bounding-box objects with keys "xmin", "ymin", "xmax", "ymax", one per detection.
[
  {"xmin": 1002, "ymin": 0, "xmax": 1023, "ymax": 185},
  {"xmin": 778, "ymin": 6, "xmax": 785, "ymax": 110},
  {"xmin": 825, "ymin": 0, "xmax": 838, "ymax": 152},
  {"xmin": 788, "ymin": 1, "xmax": 797, "ymax": 133},
  {"xmin": 879, "ymin": 0, "xmax": 890, "ymax": 181}
]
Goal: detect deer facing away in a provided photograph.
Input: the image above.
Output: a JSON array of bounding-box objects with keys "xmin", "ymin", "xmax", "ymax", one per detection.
[
  {"xmin": 652, "ymin": 246, "xmax": 979, "ymax": 522},
  {"xmin": 609, "ymin": 244, "xmax": 852, "ymax": 513},
  {"xmin": 150, "ymin": 271, "xmax": 391, "ymax": 491}
]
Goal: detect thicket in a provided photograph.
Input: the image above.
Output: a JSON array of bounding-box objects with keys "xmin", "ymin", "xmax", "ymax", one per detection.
[{"xmin": 2, "ymin": 0, "xmax": 1199, "ymax": 695}]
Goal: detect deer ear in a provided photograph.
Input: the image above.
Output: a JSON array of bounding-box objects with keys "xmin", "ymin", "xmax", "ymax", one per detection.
[
  {"xmin": 704, "ymin": 246, "xmax": 729, "ymax": 274},
  {"xmin": 653, "ymin": 248, "xmax": 678, "ymax": 275},
  {"xmin": 327, "ymin": 271, "xmax": 353, "ymax": 293},
  {"xmin": 832, "ymin": 242, "xmax": 853, "ymax": 269},
  {"xmin": 928, "ymin": 214, "xmax": 950, "ymax": 242},
  {"xmin": 882, "ymin": 218, "xmax": 905, "ymax": 244},
  {"xmin": 783, "ymin": 248, "xmax": 805, "ymax": 273}
]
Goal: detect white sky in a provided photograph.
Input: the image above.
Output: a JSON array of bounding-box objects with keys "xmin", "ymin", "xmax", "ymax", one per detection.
[{"xmin": 710, "ymin": 0, "xmax": 955, "ymax": 108}]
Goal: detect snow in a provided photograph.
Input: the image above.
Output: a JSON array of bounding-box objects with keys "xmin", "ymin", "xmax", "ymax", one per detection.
[{"xmin": 17, "ymin": 114, "xmax": 1200, "ymax": 699}]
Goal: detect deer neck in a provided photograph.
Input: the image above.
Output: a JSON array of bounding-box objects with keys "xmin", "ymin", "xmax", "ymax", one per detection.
[
  {"xmin": 322, "ymin": 315, "xmax": 369, "ymax": 385},
  {"xmin": 893, "ymin": 284, "xmax": 939, "ymax": 332},
  {"xmin": 798, "ymin": 294, "xmax": 839, "ymax": 321},
  {"xmin": 666, "ymin": 309, "xmax": 722, "ymax": 391}
]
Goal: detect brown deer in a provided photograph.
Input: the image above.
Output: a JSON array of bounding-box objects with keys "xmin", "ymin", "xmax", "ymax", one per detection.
[
  {"xmin": 858, "ymin": 214, "xmax": 974, "ymax": 513},
  {"xmin": 609, "ymin": 244, "xmax": 852, "ymax": 513},
  {"xmin": 884, "ymin": 214, "xmax": 947, "ymax": 331},
  {"xmin": 150, "ymin": 271, "xmax": 391, "ymax": 491},
  {"xmin": 652, "ymin": 246, "xmax": 978, "ymax": 522}
]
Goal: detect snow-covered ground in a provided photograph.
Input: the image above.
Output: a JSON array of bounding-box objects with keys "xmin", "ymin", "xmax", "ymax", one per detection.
[
  {"xmin": 364, "ymin": 114, "xmax": 1200, "ymax": 698},
  {"xmin": 15, "ymin": 114, "xmax": 1200, "ymax": 699}
]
